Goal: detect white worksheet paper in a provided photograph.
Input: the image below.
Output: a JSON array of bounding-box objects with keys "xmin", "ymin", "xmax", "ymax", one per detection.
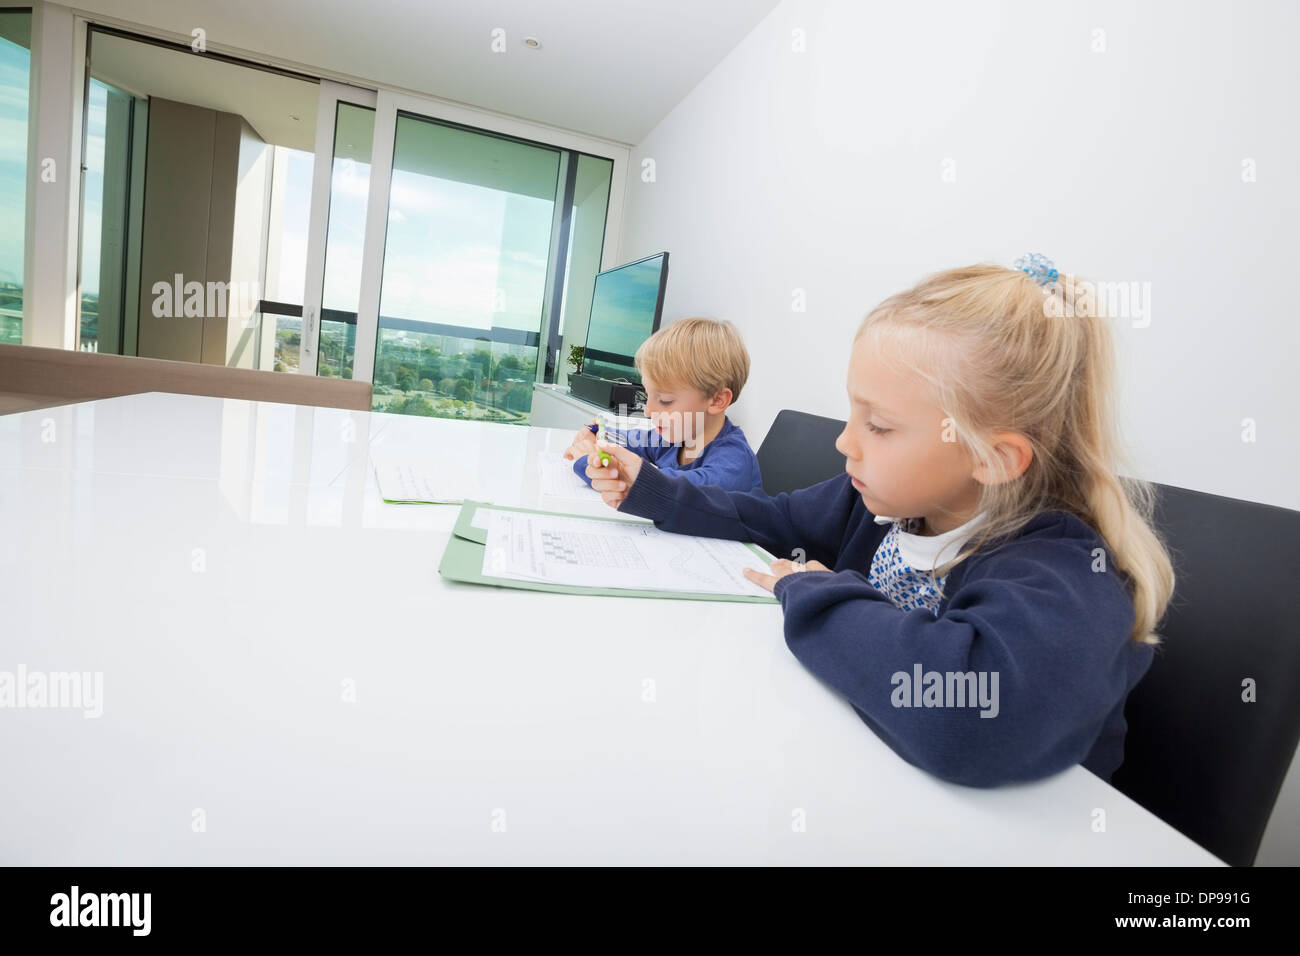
[
  {"xmin": 481, "ymin": 509, "xmax": 775, "ymax": 597},
  {"xmin": 373, "ymin": 456, "xmax": 491, "ymax": 504},
  {"xmin": 538, "ymin": 453, "xmax": 601, "ymax": 500}
]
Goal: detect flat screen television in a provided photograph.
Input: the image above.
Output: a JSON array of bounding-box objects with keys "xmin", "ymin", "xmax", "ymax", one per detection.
[{"xmin": 579, "ymin": 252, "xmax": 669, "ymax": 386}]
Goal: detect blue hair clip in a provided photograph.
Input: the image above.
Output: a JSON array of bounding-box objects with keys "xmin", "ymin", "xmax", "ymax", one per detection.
[{"xmin": 1014, "ymin": 252, "xmax": 1059, "ymax": 287}]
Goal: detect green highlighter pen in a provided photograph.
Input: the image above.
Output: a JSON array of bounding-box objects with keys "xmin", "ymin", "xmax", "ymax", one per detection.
[{"xmin": 590, "ymin": 421, "xmax": 611, "ymax": 467}]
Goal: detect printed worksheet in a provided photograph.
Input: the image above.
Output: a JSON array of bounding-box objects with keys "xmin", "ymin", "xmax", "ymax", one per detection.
[{"xmin": 480, "ymin": 509, "xmax": 774, "ymax": 597}]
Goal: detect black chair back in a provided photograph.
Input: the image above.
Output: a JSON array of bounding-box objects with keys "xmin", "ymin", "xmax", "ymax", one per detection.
[
  {"xmin": 1112, "ymin": 483, "xmax": 1300, "ymax": 866},
  {"xmin": 756, "ymin": 409, "xmax": 847, "ymax": 496}
]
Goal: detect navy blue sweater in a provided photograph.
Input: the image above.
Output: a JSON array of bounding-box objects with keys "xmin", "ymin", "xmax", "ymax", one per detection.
[
  {"xmin": 573, "ymin": 416, "xmax": 763, "ymax": 493},
  {"xmin": 617, "ymin": 465, "xmax": 1153, "ymax": 788}
]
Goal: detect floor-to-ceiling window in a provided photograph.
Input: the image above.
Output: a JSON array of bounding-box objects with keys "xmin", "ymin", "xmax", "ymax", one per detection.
[
  {"xmin": 79, "ymin": 75, "xmax": 146, "ymax": 354},
  {"xmin": 0, "ymin": 8, "xmax": 31, "ymax": 347},
  {"xmin": 369, "ymin": 114, "xmax": 613, "ymax": 424},
  {"xmin": 309, "ymin": 101, "xmax": 375, "ymax": 379},
  {"xmin": 261, "ymin": 144, "xmax": 315, "ymax": 372}
]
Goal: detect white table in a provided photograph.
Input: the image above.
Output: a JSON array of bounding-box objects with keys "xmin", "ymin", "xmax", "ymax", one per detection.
[{"xmin": 0, "ymin": 392, "xmax": 1223, "ymax": 865}]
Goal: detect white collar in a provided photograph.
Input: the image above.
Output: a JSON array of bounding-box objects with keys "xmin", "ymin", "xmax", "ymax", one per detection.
[{"xmin": 872, "ymin": 510, "xmax": 990, "ymax": 571}]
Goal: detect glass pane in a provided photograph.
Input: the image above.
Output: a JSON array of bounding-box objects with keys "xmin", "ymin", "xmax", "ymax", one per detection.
[
  {"xmin": 80, "ymin": 78, "xmax": 142, "ymax": 354},
  {"xmin": 555, "ymin": 153, "xmax": 613, "ymax": 388},
  {"xmin": 315, "ymin": 102, "xmax": 374, "ymax": 380},
  {"xmin": 0, "ymin": 11, "xmax": 31, "ymax": 346},
  {"xmin": 265, "ymin": 145, "xmax": 314, "ymax": 372},
  {"xmin": 265, "ymin": 147, "xmax": 313, "ymax": 304},
  {"xmin": 373, "ymin": 114, "xmax": 560, "ymax": 423}
]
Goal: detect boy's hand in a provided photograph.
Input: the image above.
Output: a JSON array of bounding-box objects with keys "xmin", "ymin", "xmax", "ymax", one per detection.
[
  {"xmin": 562, "ymin": 419, "xmax": 600, "ymax": 460},
  {"xmin": 743, "ymin": 558, "xmax": 832, "ymax": 592},
  {"xmin": 586, "ymin": 440, "xmax": 643, "ymax": 509}
]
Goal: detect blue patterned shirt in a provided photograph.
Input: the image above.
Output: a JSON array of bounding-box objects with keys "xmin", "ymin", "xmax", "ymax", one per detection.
[{"xmin": 867, "ymin": 511, "xmax": 990, "ymax": 614}]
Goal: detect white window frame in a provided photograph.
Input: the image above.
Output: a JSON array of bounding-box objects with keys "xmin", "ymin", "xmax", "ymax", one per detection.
[
  {"xmin": 22, "ymin": 3, "xmax": 85, "ymax": 349},
  {"xmin": 299, "ymin": 79, "xmax": 379, "ymax": 375}
]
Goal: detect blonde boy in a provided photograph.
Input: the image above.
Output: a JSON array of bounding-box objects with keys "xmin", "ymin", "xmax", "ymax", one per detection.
[{"xmin": 562, "ymin": 318, "xmax": 762, "ymax": 491}]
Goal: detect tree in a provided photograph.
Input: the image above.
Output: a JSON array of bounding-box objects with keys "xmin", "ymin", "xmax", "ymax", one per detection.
[
  {"xmin": 379, "ymin": 370, "xmax": 397, "ymax": 387},
  {"xmin": 402, "ymin": 395, "xmax": 435, "ymax": 416},
  {"xmin": 418, "ymin": 378, "xmax": 433, "ymax": 392},
  {"xmin": 453, "ymin": 380, "xmax": 473, "ymax": 402},
  {"xmin": 319, "ymin": 365, "xmax": 335, "ymax": 377},
  {"xmin": 342, "ymin": 367, "xmax": 353, "ymax": 379},
  {"xmin": 273, "ymin": 360, "xmax": 285, "ymax": 372},
  {"xmin": 396, "ymin": 369, "xmax": 416, "ymax": 392}
]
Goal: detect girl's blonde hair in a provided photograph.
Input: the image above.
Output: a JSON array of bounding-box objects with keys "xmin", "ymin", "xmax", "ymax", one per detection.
[{"xmin": 859, "ymin": 264, "xmax": 1174, "ymax": 644}]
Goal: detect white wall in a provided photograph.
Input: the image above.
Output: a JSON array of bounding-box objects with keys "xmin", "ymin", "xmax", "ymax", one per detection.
[
  {"xmin": 620, "ymin": 0, "xmax": 1299, "ymax": 864},
  {"xmin": 622, "ymin": 0, "xmax": 1299, "ymax": 510}
]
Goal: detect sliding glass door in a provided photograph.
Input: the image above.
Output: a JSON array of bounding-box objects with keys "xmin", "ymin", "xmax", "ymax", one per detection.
[
  {"xmin": 368, "ymin": 116, "xmax": 559, "ymax": 421},
  {"xmin": 296, "ymin": 82, "xmax": 378, "ymax": 378},
  {"xmin": 347, "ymin": 90, "xmax": 625, "ymax": 425}
]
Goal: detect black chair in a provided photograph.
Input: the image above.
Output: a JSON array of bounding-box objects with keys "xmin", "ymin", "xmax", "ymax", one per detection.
[
  {"xmin": 1112, "ymin": 482, "xmax": 1300, "ymax": 867},
  {"xmin": 757, "ymin": 408, "xmax": 1300, "ymax": 866},
  {"xmin": 755, "ymin": 409, "xmax": 847, "ymax": 496}
]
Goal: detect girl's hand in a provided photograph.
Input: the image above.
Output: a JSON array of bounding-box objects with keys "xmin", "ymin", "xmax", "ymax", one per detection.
[
  {"xmin": 586, "ymin": 440, "xmax": 643, "ymax": 509},
  {"xmin": 562, "ymin": 420, "xmax": 599, "ymax": 460},
  {"xmin": 743, "ymin": 558, "xmax": 832, "ymax": 592}
]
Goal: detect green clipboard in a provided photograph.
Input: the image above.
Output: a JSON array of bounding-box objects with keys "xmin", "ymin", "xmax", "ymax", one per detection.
[{"xmin": 438, "ymin": 501, "xmax": 780, "ymax": 604}]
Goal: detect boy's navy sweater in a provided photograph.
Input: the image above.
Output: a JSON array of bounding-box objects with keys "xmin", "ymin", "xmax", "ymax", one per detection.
[
  {"xmin": 617, "ymin": 464, "xmax": 1154, "ymax": 788},
  {"xmin": 573, "ymin": 416, "xmax": 763, "ymax": 493}
]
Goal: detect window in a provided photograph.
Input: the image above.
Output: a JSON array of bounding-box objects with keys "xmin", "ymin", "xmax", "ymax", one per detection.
[
  {"xmin": 263, "ymin": 144, "xmax": 314, "ymax": 372},
  {"xmin": 312, "ymin": 102, "xmax": 375, "ymax": 379},
  {"xmin": 79, "ymin": 76, "xmax": 147, "ymax": 354},
  {"xmin": 370, "ymin": 113, "xmax": 613, "ymax": 424},
  {"xmin": 0, "ymin": 9, "xmax": 31, "ymax": 346}
]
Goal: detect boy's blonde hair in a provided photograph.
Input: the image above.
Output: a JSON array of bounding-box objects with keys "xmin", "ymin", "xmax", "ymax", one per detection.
[
  {"xmin": 859, "ymin": 264, "xmax": 1175, "ymax": 645},
  {"xmin": 635, "ymin": 317, "xmax": 750, "ymax": 404}
]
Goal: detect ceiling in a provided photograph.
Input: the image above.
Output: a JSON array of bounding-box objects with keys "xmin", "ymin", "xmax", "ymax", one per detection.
[
  {"xmin": 72, "ymin": 0, "xmax": 783, "ymax": 145},
  {"xmin": 90, "ymin": 31, "xmax": 320, "ymax": 151}
]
